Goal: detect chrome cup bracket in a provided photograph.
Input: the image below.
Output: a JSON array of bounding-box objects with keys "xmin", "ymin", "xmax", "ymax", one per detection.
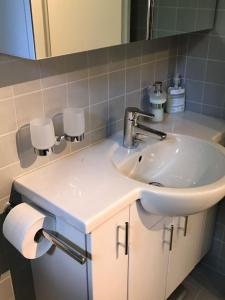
[
  {"xmin": 34, "ymin": 147, "xmax": 53, "ymax": 157},
  {"xmin": 64, "ymin": 133, "xmax": 84, "ymax": 143}
]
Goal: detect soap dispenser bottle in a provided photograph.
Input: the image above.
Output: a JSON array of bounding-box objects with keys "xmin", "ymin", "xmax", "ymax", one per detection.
[
  {"xmin": 167, "ymin": 74, "xmax": 185, "ymax": 113},
  {"xmin": 149, "ymin": 81, "xmax": 167, "ymax": 122}
]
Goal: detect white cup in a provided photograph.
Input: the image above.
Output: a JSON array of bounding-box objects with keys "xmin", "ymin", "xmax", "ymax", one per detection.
[
  {"xmin": 30, "ymin": 118, "xmax": 56, "ymax": 150},
  {"xmin": 63, "ymin": 108, "xmax": 85, "ymax": 137}
]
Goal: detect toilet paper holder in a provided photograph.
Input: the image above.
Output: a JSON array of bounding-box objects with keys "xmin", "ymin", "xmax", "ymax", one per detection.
[
  {"xmin": 39, "ymin": 229, "xmax": 90, "ymax": 265},
  {"xmin": 5, "ymin": 203, "xmax": 91, "ymax": 265}
]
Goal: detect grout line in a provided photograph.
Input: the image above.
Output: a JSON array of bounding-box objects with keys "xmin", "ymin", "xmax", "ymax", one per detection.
[
  {"xmin": 0, "ymin": 161, "xmax": 20, "ymax": 171},
  {"xmin": 106, "ymin": 48, "xmax": 110, "ymax": 124}
]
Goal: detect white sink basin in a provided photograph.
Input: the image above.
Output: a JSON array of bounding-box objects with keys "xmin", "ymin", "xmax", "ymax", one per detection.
[{"xmin": 112, "ymin": 134, "xmax": 225, "ymax": 216}]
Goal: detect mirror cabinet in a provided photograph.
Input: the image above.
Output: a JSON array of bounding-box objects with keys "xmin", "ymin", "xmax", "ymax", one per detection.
[{"xmin": 0, "ymin": 0, "xmax": 217, "ymax": 60}]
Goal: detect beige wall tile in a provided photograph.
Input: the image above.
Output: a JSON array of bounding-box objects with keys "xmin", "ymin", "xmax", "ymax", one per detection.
[
  {"xmin": 155, "ymin": 58, "xmax": 169, "ymax": 81},
  {"xmin": 0, "ymin": 86, "xmax": 13, "ymax": 100},
  {"xmin": 0, "ymin": 133, "xmax": 19, "ymax": 168},
  {"xmin": 126, "ymin": 90, "xmax": 141, "ymax": 108},
  {"xmin": 88, "ymin": 48, "xmax": 108, "ymax": 76},
  {"xmin": 0, "ymin": 62, "xmax": 15, "ymax": 88},
  {"xmin": 0, "ymin": 162, "xmax": 22, "ymax": 199},
  {"xmin": 126, "ymin": 42, "xmax": 142, "ymax": 67},
  {"xmin": 0, "ymin": 274, "xmax": 15, "ymax": 300},
  {"xmin": 14, "ymin": 91, "xmax": 43, "ymax": 127},
  {"xmin": 91, "ymin": 127, "xmax": 108, "ymax": 144},
  {"xmin": 43, "ymin": 85, "xmax": 67, "ymax": 118},
  {"xmin": 89, "ymin": 75, "xmax": 108, "ymax": 105},
  {"xmin": 84, "ymin": 107, "xmax": 91, "ymax": 133},
  {"xmin": 68, "ymin": 79, "xmax": 89, "ymax": 108},
  {"xmin": 40, "ymin": 57, "xmax": 67, "ymax": 88},
  {"xmin": 107, "ymin": 119, "xmax": 123, "ymax": 136},
  {"xmin": 0, "ymin": 196, "xmax": 9, "ymax": 213},
  {"xmin": 66, "ymin": 52, "xmax": 88, "ymax": 82},
  {"xmin": 90, "ymin": 101, "xmax": 108, "ymax": 130},
  {"xmin": 12, "ymin": 60, "xmax": 41, "ymax": 96},
  {"xmin": 0, "ymin": 99, "xmax": 17, "ymax": 135},
  {"xmin": 108, "ymin": 45, "xmax": 125, "ymax": 72}
]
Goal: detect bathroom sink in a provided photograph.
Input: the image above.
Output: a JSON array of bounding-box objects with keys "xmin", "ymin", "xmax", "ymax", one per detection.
[{"xmin": 112, "ymin": 134, "xmax": 225, "ymax": 216}]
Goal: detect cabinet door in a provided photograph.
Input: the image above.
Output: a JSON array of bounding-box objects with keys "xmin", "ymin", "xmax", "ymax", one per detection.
[
  {"xmin": 0, "ymin": 0, "xmax": 35, "ymax": 59},
  {"xmin": 129, "ymin": 201, "xmax": 172, "ymax": 300},
  {"xmin": 32, "ymin": 219, "xmax": 88, "ymax": 300},
  {"xmin": 88, "ymin": 207, "xmax": 129, "ymax": 300},
  {"xmin": 32, "ymin": 0, "xmax": 123, "ymax": 58},
  {"xmin": 166, "ymin": 213, "xmax": 206, "ymax": 298}
]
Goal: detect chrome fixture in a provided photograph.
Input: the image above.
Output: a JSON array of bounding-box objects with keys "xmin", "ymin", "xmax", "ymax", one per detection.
[
  {"xmin": 30, "ymin": 108, "xmax": 85, "ymax": 156},
  {"xmin": 64, "ymin": 133, "xmax": 85, "ymax": 143},
  {"xmin": 123, "ymin": 107, "xmax": 167, "ymax": 149},
  {"xmin": 41, "ymin": 229, "xmax": 90, "ymax": 265},
  {"xmin": 34, "ymin": 148, "xmax": 54, "ymax": 157},
  {"xmin": 165, "ymin": 225, "xmax": 174, "ymax": 251}
]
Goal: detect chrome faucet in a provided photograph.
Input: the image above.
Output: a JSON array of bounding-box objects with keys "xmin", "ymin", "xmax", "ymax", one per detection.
[{"xmin": 123, "ymin": 107, "xmax": 167, "ymax": 149}]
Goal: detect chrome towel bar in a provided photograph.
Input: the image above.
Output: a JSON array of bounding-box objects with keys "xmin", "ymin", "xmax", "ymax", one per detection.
[{"xmin": 41, "ymin": 229, "xmax": 91, "ymax": 265}]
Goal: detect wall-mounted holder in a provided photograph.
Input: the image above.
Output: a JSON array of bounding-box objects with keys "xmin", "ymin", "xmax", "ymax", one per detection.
[
  {"xmin": 63, "ymin": 107, "xmax": 85, "ymax": 143},
  {"xmin": 30, "ymin": 108, "xmax": 85, "ymax": 156}
]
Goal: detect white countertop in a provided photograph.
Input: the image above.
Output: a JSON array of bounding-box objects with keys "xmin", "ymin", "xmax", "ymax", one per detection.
[{"xmin": 14, "ymin": 112, "xmax": 225, "ymax": 233}]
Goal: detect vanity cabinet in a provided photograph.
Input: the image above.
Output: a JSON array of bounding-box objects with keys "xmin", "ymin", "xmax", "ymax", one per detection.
[
  {"xmin": 129, "ymin": 202, "xmax": 216, "ymax": 300},
  {"xmin": 30, "ymin": 203, "xmax": 216, "ymax": 300}
]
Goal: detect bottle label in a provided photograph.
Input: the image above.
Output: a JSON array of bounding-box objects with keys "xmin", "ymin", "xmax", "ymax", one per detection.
[
  {"xmin": 167, "ymin": 105, "xmax": 185, "ymax": 113},
  {"xmin": 170, "ymin": 88, "xmax": 185, "ymax": 95},
  {"xmin": 167, "ymin": 96, "xmax": 185, "ymax": 105}
]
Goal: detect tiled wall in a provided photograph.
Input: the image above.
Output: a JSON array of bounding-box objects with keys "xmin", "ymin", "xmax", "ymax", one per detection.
[
  {"xmin": 0, "ymin": 38, "xmax": 177, "ymax": 212},
  {"xmin": 176, "ymin": 0, "xmax": 225, "ymax": 275},
  {"xmin": 176, "ymin": 0, "xmax": 225, "ymax": 119},
  {"xmin": 0, "ymin": 37, "xmax": 177, "ymax": 299}
]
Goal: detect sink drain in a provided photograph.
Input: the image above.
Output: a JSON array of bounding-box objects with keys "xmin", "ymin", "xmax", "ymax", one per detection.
[{"xmin": 148, "ymin": 181, "xmax": 165, "ymax": 187}]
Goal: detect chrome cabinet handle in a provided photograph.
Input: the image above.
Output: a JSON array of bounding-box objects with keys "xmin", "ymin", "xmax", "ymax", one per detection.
[
  {"xmin": 178, "ymin": 216, "xmax": 189, "ymax": 237},
  {"xmin": 184, "ymin": 216, "xmax": 189, "ymax": 237},
  {"xmin": 146, "ymin": 0, "xmax": 151, "ymax": 40},
  {"xmin": 146, "ymin": 0, "xmax": 155, "ymax": 40},
  {"xmin": 150, "ymin": 0, "xmax": 155, "ymax": 39},
  {"xmin": 165, "ymin": 225, "xmax": 174, "ymax": 251},
  {"xmin": 117, "ymin": 222, "xmax": 129, "ymax": 256},
  {"xmin": 125, "ymin": 222, "xmax": 129, "ymax": 255},
  {"xmin": 169, "ymin": 225, "xmax": 174, "ymax": 251}
]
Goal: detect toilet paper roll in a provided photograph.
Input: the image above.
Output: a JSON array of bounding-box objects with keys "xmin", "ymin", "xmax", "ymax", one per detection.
[{"xmin": 3, "ymin": 203, "xmax": 55, "ymax": 259}]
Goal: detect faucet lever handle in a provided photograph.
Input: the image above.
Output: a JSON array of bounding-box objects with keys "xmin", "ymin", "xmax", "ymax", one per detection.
[
  {"xmin": 125, "ymin": 107, "xmax": 154, "ymax": 122},
  {"xmin": 135, "ymin": 111, "xmax": 154, "ymax": 120}
]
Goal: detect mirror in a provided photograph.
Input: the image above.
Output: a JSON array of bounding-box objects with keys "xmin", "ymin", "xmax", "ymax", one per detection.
[
  {"xmin": 130, "ymin": 0, "xmax": 217, "ymax": 41},
  {"xmin": 37, "ymin": 0, "xmax": 217, "ymax": 58}
]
